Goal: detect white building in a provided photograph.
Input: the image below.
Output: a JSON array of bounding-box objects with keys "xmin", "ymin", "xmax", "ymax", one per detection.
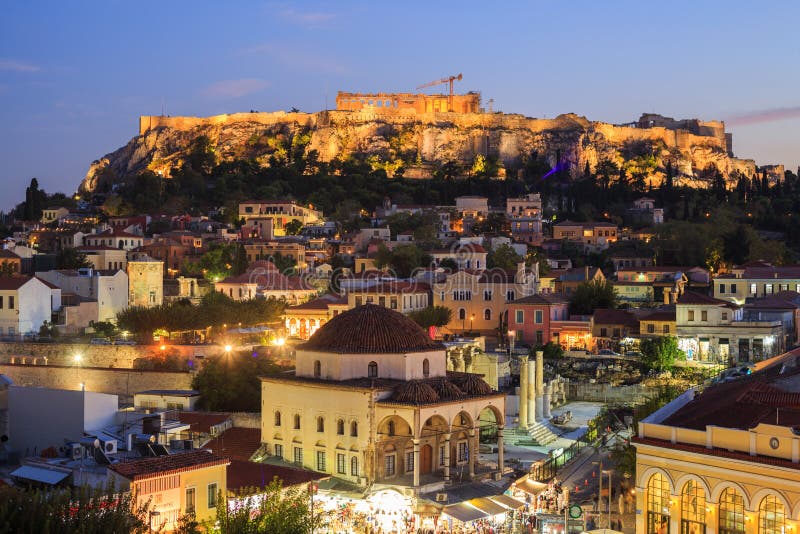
[
  {"xmin": 36, "ymin": 268, "xmax": 128, "ymax": 323},
  {"xmin": 133, "ymin": 390, "xmax": 201, "ymax": 412},
  {"xmin": 0, "ymin": 276, "xmax": 57, "ymax": 336}
]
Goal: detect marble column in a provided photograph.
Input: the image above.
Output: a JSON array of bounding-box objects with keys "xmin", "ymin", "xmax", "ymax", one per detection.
[
  {"xmin": 443, "ymin": 434, "xmax": 451, "ymax": 482},
  {"xmin": 535, "ymin": 350, "xmax": 544, "ymax": 421},
  {"xmin": 543, "ymin": 383, "xmax": 552, "ymax": 419},
  {"xmin": 412, "ymin": 439, "xmax": 420, "ymax": 487},
  {"xmin": 518, "ymin": 355, "xmax": 529, "ymax": 428},
  {"xmin": 468, "ymin": 428, "xmax": 476, "ymax": 478},
  {"xmin": 527, "ymin": 355, "xmax": 537, "ymax": 423},
  {"xmin": 497, "ymin": 426, "xmax": 504, "ymax": 476}
]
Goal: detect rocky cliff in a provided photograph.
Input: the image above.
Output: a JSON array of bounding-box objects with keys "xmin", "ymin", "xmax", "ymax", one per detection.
[{"xmin": 80, "ymin": 109, "xmax": 758, "ymax": 193}]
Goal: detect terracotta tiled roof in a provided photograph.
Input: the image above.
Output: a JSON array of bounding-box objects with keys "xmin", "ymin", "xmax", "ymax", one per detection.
[
  {"xmin": 0, "ymin": 249, "xmax": 20, "ymax": 259},
  {"xmin": 678, "ymin": 291, "xmax": 738, "ymax": 308},
  {"xmin": 202, "ymin": 428, "xmax": 262, "ymax": 461},
  {"xmin": 287, "ymin": 294, "xmax": 347, "ymax": 311},
  {"xmin": 511, "ymin": 294, "xmax": 569, "ymax": 306},
  {"xmin": 299, "ymin": 304, "xmax": 444, "ymax": 354},
  {"xmin": 178, "ymin": 412, "xmax": 231, "ymax": 434},
  {"xmin": 0, "ymin": 276, "xmax": 33, "ymax": 290},
  {"xmin": 227, "ymin": 459, "xmax": 328, "ymax": 493},
  {"xmin": 593, "ymin": 309, "xmax": 638, "ymax": 327},
  {"xmin": 110, "ymin": 450, "xmax": 229, "ymax": 481},
  {"xmin": 640, "ymin": 310, "xmax": 676, "ymax": 322}
]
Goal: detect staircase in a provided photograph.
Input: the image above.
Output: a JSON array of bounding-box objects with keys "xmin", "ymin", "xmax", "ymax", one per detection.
[{"xmin": 504, "ymin": 420, "xmax": 562, "ymax": 446}]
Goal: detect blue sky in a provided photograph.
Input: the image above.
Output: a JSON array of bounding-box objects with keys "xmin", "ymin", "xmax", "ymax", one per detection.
[{"xmin": 1, "ymin": 1, "xmax": 798, "ymax": 210}]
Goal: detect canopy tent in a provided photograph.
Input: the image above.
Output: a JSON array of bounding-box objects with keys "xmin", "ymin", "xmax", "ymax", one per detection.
[
  {"xmin": 515, "ymin": 477, "xmax": 549, "ymax": 496},
  {"xmin": 489, "ymin": 494, "xmax": 526, "ymax": 510},
  {"xmin": 442, "ymin": 502, "xmax": 489, "ymax": 523},
  {"xmin": 468, "ymin": 497, "xmax": 506, "ymax": 516}
]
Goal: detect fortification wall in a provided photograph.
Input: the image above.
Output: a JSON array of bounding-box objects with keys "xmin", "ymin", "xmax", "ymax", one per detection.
[
  {"xmin": 139, "ymin": 112, "xmax": 317, "ymax": 136},
  {"xmin": 0, "ymin": 342, "xmax": 225, "ymax": 368},
  {"xmin": 0, "ymin": 364, "xmax": 193, "ymax": 402}
]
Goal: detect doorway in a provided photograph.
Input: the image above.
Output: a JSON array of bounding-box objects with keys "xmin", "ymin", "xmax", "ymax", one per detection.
[{"xmin": 420, "ymin": 444, "xmax": 432, "ymax": 474}]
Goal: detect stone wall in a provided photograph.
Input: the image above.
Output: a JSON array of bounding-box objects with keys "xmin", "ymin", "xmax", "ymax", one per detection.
[
  {"xmin": 0, "ymin": 364, "xmax": 193, "ymax": 403},
  {"xmin": 567, "ymin": 382, "xmax": 655, "ymax": 404},
  {"xmin": 0, "ymin": 342, "xmax": 225, "ymax": 368}
]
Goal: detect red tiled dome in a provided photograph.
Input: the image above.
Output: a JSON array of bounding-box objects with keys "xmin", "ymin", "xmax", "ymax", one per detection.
[{"xmin": 299, "ymin": 304, "xmax": 445, "ymax": 354}]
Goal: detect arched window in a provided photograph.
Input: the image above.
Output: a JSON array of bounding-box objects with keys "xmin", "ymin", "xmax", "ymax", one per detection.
[
  {"xmin": 350, "ymin": 421, "xmax": 358, "ymax": 437},
  {"xmin": 484, "ymin": 308, "xmax": 492, "ymax": 321},
  {"xmin": 459, "ymin": 308, "xmax": 466, "ymax": 320},
  {"xmin": 681, "ymin": 480, "xmax": 706, "ymax": 534},
  {"xmin": 368, "ymin": 361, "xmax": 378, "ymax": 378},
  {"xmin": 274, "ymin": 411, "xmax": 281, "ymax": 427},
  {"xmin": 313, "ymin": 360, "xmax": 321, "ymax": 378},
  {"xmin": 758, "ymin": 495, "xmax": 786, "ymax": 534},
  {"xmin": 387, "ymin": 421, "xmax": 395, "ymax": 437},
  {"xmin": 317, "ymin": 417, "xmax": 325, "ymax": 433},
  {"xmin": 423, "ymin": 358, "xmax": 430, "ymax": 378},
  {"xmin": 350, "ymin": 456, "xmax": 358, "ymax": 476},
  {"xmin": 336, "ymin": 419, "xmax": 344, "ymax": 435},
  {"xmin": 646, "ymin": 473, "xmax": 670, "ymax": 534},
  {"xmin": 293, "ymin": 414, "xmax": 301, "ymax": 429},
  {"xmin": 719, "ymin": 487, "xmax": 745, "ymax": 534}
]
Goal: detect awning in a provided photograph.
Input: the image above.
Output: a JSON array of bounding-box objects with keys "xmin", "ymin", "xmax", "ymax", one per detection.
[
  {"xmin": 468, "ymin": 497, "xmax": 506, "ymax": 516},
  {"xmin": 515, "ymin": 477, "xmax": 548, "ymax": 496},
  {"xmin": 442, "ymin": 502, "xmax": 488, "ymax": 523},
  {"xmin": 489, "ymin": 494, "xmax": 526, "ymax": 510},
  {"xmin": 11, "ymin": 465, "xmax": 69, "ymax": 485}
]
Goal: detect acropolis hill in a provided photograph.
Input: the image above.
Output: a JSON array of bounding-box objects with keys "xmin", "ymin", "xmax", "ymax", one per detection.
[{"xmin": 81, "ymin": 91, "xmax": 765, "ymax": 192}]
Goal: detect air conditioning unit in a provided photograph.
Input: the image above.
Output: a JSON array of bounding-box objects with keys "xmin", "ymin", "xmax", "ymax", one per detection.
[
  {"xmin": 183, "ymin": 439, "xmax": 194, "ymax": 450},
  {"xmin": 101, "ymin": 439, "xmax": 117, "ymax": 454},
  {"xmin": 70, "ymin": 443, "xmax": 84, "ymax": 460},
  {"xmin": 435, "ymin": 493, "xmax": 448, "ymax": 503}
]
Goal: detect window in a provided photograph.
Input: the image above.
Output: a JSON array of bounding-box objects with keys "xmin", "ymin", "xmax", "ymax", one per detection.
[
  {"xmin": 483, "ymin": 290, "xmax": 492, "ymax": 301},
  {"xmin": 758, "ymin": 495, "xmax": 785, "ymax": 534},
  {"xmin": 535, "ymin": 330, "xmax": 543, "ymax": 344},
  {"xmin": 317, "ymin": 417, "xmax": 324, "ymax": 433},
  {"xmin": 351, "ymin": 456, "xmax": 359, "ymax": 476},
  {"xmin": 646, "ymin": 473, "xmax": 670, "ymax": 534},
  {"xmin": 274, "ymin": 411, "xmax": 281, "ymax": 427},
  {"xmin": 316, "ymin": 451, "xmax": 326, "ymax": 471},
  {"xmin": 337, "ymin": 453, "xmax": 346, "ymax": 474},
  {"xmin": 387, "ymin": 421, "xmax": 395, "ymax": 436},
  {"xmin": 384, "ymin": 454, "xmax": 396, "ymax": 476},
  {"xmin": 0, "ymin": 296, "xmax": 3, "ymax": 309},
  {"xmin": 535, "ymin": 310, "xmax": 543, "ymax": 324},
  {"xmin": 459, "ymin": 308, "xmax": 466, "ymax": 320},
  {"xmin": 750, "ymin": 283, "xmax": 757, "ymax": 295},
  {"xmin": 688, "ymin": 310, "xmax": 695, "ymax": 322},
  {"xmin": 663, "ymin": 324, "xmax": 670, "ymax": 334},
  {"xmin": 274, "ymin": 443, "xmax": 283, "ymax": 458},
  {"xmin": 719, "ymin": 488, "xmax": 745, "ymax": 534},
  {"xmin": 355, "ymin": 296, "xmax": 363, "ymax": 306},
  {"xmin": 293, "ymin": 414, "xmax": 301, "ymax": 429},
  {"xmin": 506, "ymin": 290, "xmax": 515, "ymax": 301},
  {"xmin": 647, "ymin": 324, "xmax": 655, "ymax": 334},
  {"xmin": 719, "ymin": 283, "xmax": 726, "ymax": 294},
  {"xmin": 405, "ymin": 451, "xmax": 414, "ymax": 473},
  {"xmin": 515, "ymin": 310, "xmax": 524, "ymax": 324},
  {"xmin": 207, "ymin": 483, "xmax": 218, "ymax": 509},
  {"xmin": 390, "ymin": 297, "xmax": 397, "ymax": 309},
  {"xmin": 185, "ymin": 487, "xmax": 196, "ymax": 514},
  {"xmin": 378, "ymin": 296, "xmax": 385, "ymax": 307},
  {"xmin": 350, "ymin": 421, "xmax": 358, "ymax": 437},
  {"xmin": 613, "ymin": 328, "xmax": 620, "ymax": 338},
  {"xmin": 313, "ymin": 360, "xmax": 321, "ymax": 378},
  {"xmin": 8, "ymin": 296, "xmax": 13, "ymax": 309},
  {"xmin": 766, "ymin": 284, "xmax": 774, "ymax": 294},
  {"xmin": 600, "ymin": 328, "xmax": 607, "ymax": 337},
  {"xmin": 484, "ymin": 308, "xmax": 491, "ymax": 321},
  {"xmin": 701, "ymin": 310, "xmax": 708, "ymax": 321},
  {"xmin": 681, "ymin": 480, "xmax": 706, "ymax": 534},
  {"xmin": 293, "ymin": 446, "xmax": 303, "ymax": 465},
  {"xmin": 780, "ymin": 284, "xmax": 789, "ymax": 291},
  {"xmin": 337, "ymin": 419, "xmax": 344, "ymax": 435},
  {"xmin": 423, "ymin": 358, "xmax": 430, "ymax": 378},
  {"xmin": 457, "ymin": 441, "xmax": 468, "ymax": 462},
  {"xmin": 722, "ymin": 312, "xmax": 728, "ymax": 321},
  {"xmin": 368, "ymin": 361, "xmax": 378, "ymax": 378}
]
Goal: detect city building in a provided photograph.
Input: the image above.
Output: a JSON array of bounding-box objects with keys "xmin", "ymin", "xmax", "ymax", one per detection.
[
  {"xmin": 36, "ymin": 267, "xmax": 127, "ymax": 324},
  {"xmin": 238, "ymin": 200, "xmax": 322, "ymax": 236},
  {"xmin": 348, "ymin": 282, "xmax": 430, "ymax": 314},
  {"xmin": 507, "ymin": 294, "xmax": 594, "ymax": 350},
  {"xmin": 284, "ymin": 293, "xmax": 349, "ymax": 340},
  {"xmin": 429, "ymin": 243, "xmax": 487, "ymax": 271},
  {"xmin": 634, "ymin": 352, "xmax": 800, "ymax": 534},
  {"xmin": 592, "ymin": 309, "xmax": 639, "ymax": 351},
  {"xmin": 0, "ymin": 276, "xmax": 58, "ymax": 336},
  {"xmin": 84, "ymin": 228, "xmax": 144, "ymax": 251},
  {"xmin": 715, "ymin": 262, "xmax": 800, "ymax": 305},
  {"xmin": 127, "ymin": 255, "xmax": 164, "ymax": 308},
  {"xmin": 552, "ymin": 220, "xmax": 618, "ymax": 251},
  {"xmin": 77, "ymin": 245, "xmax": 128, "ymax": 271},
  {"xmin": 553, "ymin": 266, "xmax": 605, "ymax": 296},
  {"xmin": 638, "ymin": 309, "xmax": 677, "ymax": 338},
  {"xmin": 41, "ymin": 207, "xmax": 70, "ymax": 224},
  {"xmin": 260, "ymin": 305, "xmax": 506, "ymax": 491},
  {"xmin": 506, "ymin": 193, "xmax": 543, "ymax": 244},
  {"xmin": 617, "ymin": 267, "xmax": 689, "ymax": 304}
]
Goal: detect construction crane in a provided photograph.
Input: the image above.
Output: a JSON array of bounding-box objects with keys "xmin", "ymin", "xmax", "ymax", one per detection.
[{"xmin": 416, "ymin": 73, "xmax": 463, "ymax": 112}]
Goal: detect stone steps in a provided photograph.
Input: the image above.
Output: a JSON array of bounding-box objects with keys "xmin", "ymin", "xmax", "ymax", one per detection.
[{"xmin": 504, "ymin": 419, "xmax": 562, "ymax": 446}]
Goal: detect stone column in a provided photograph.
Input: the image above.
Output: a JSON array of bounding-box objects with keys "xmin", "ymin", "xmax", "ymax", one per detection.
[
  {"xmin": 443, "ymin": 434, "xmax": 451, "ymax": 482},
  {"xmin": 518, "ymin": 355, "xmax": 529, "ymax": 428},
  {"xmin": 465, "ymin": 348, "xmax": 474, "ymax": 373},
  {"xmin": 456, "ymin": 350, "xmax": 466, "ymax": 373},
  {"xmin": 543, "ymin": 383, "xmax": 552, "ymax": 419},
  {"xmin": 497, "ymin": 426, "xmax": 504, "ymax": 476},
  {"xmin": 468, "ymin": 428, "xmax": 476, "ymax": 478},
  {"xmin": 535, "ymin": 350, "xmax": 544, "ymax": 421},
  {"xmin": 527, "ymin": 355, "xmax": 537, "ymax": 423},
  {"xmin": 413, "ymin": 439, "xmax": 420, "ymax": 487}
]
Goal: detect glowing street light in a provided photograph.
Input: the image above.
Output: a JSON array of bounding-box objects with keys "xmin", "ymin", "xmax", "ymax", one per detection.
[
  {"xmin": 74, "ymin": 353, "xmax": 83, "ymax": 364},
  {"xmin": 273, "ymin": 337, "xmax": 285, "ymax": 347},
  {"xmin": 224, "ymin": 345, "xmax": 232, "ymax": 353},
  {"xmin": 160, "ymin": 345, "xmax": 166, "ymax": 351},
  {"xmin": 79, "ymin": 382, "xmax": 85, "ymax": 391}
]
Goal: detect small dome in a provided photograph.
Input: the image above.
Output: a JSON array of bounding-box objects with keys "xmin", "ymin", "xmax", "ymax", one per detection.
[
  {"xmin": 299, "ymin": 304, "xmax": 445, "ymax": 354},
  {"xmin": 430, "ymin": 378, "xmax": 466, "ymax": 399},
  {"xmin": 451, "ymin": 373, "xmax": 494, "ymax": 396},
  {"xmin": 392, "ymin": 381, "xmax": 440, "ymax": 404}
]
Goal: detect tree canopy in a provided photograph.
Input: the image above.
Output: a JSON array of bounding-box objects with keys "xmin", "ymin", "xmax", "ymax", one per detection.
[
  {"xmin": 569, "ymin": 279, "xmax": 617, "ymax": 315},
  {"xmin": 192, "ymin": 353, "xmax": 287, "ymax": 411},
  {"xmin": 639, "ymin": 336, "xmax": 686, "ymax": 372},
  {"xmin": 407, "ymin": 306, "xmax": 453, "ymax": 329}
]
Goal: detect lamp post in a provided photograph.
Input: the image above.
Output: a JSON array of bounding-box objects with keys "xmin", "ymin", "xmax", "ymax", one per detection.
[
  {"xmin": 148, "ymin": 510, "xmax": 160, "ymax": 534},
  {"xmin": 470, "ymin": 314, "xmax": 475, "ymax": 332}
]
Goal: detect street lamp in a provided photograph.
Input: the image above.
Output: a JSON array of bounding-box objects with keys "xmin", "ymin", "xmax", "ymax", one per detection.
[
  {"xmin": 73, "ymin": 353, "xmax": 82, "ymax": 365},
  {"xmin": 470, "ymin": 314, "xmax": 475, "ymax": 332},
  {"xmin": 148, "ymin": 510, "xmax": 161, "ymax": 534}
]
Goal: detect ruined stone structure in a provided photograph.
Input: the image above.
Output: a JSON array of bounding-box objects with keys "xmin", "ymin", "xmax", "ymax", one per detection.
[
  {"xmin": 335, "ymin": 91, "xmax": 481, "ymax": 114},
  {"xmin": 637, "ymin": 113, "xmax": 731, "ymax": 155}
]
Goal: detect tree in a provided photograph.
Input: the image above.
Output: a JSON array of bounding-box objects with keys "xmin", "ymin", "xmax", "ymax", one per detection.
[
  {"xmin": 0, "ymin": 261, "xmax": 16, "ymax": 277},
  {"xmin": 639, "ymin": 336, "xmax": 685, "ymax": 372},
  {"xmin": 192, "ymin": 352, "xmax": 285, "ymax": 411},
  {"xmin": 215, "ymin": 478, "xmax": 323, "ymax": 533},
  {"xmin": 487, "ymin": 244, "xmax": 523, "ymax": 270},
  {"xmin": 534, "ymin": 342, "xmax": 563, "ymax": 359},
  {"xmin": 569, "ymin": 279, "xmax": 617, "ymax": 315},
  {"xmin": 284, "ymin": 219, "xmax": 303, "ymax": 236},
  {"xmin": 56, "ymin": 247, "xmax": 92, "ymax": 269},
  {"xmin": 438, "ymin": 258, "xmax": 458, "ymax": 271},
  {"xmin": 407, "ymin": 306, "xmax": 453, "ymax": 329}
]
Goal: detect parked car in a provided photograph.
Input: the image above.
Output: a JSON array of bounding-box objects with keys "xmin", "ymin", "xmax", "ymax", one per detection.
[
  {"xmin": 597, "ymin": 349, "xmax": 620, "ymax": 356},
  {"xmin": 115, "ymin": 339, "xmax": 137, "ymax": 346},
  {"xmin": 90, "ymin": 337, "xmax": 111, "ymax": 345}
]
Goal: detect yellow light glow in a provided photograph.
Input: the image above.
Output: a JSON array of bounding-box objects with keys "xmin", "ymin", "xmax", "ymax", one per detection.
[
  {"xmin": 160, "ymin": 345, "xmax": 166, "ymax": 351},
  {"xmin": 224, "ymin": 345, "xmax": 232, "ymax": 352},
  {"xmin": 273, "ymin": 337, "xmax": 285, "ymax": 346},
  {"xmin": 74, "ymin": 354, "xmax": 82, "ymax": 363}
]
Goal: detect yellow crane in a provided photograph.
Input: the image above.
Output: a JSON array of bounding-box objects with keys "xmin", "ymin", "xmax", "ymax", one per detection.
[{"xmin": 416, "ymin": 73, "xmax": 463, "ymax": 112}]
